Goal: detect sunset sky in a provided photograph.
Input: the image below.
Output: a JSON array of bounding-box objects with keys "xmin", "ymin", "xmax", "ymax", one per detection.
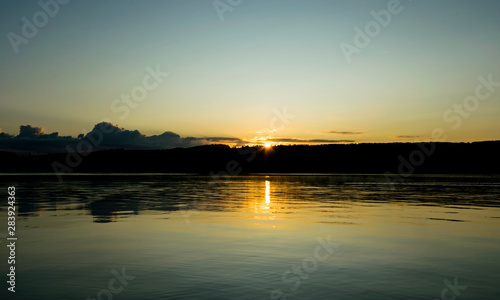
[{"xmin": 1, "ymin": 0, "xmax": 499, "ymax": 146}]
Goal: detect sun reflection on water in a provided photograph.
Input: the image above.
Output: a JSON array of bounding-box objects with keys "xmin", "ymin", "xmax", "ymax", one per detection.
[{"xmin": 265, "ymin": 180, "xmax": 270, "ymax": 209}]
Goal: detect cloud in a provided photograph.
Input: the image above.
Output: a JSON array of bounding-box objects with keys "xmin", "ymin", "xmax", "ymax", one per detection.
[
  {"xmin": 18, "ymin": 125, "xmax": 47, "ymax": 137},
  {"xmin": 84, "ymin": 122, "xmax": 147, "ymax": 149},
  {"xmin": 201, "ymin": 137, "xmax": 245, "ymax": 146},
  {"xmin": 0, "ymin": 122, "xmax": 352, "ymax": 153},
  {"xmin": 0, "ymin": 129, "xmax": 14, "ymax": 139},
  {"xmin": 82, "ymin": 122, "xmax": 187, "ymax": 150},
  {"xmin": 266, "ymin": 137, "xmax": 354, "ymax": 144},
  {"xmin": 203, "ymin": 137, "xmax": 242, "ymax": 142},
  {"xmin": 322, "ymin": 131, "xmax": 364, "ymax": 135},
  {"xmin": 84, "ymin": 122, "xmax": 245, "ymax": 149},
  {"xmin": 0, "ymin": 125, "xmax": 74, "ymax": 153},
  {"xmin": 395, "ymin": 135, "xmax": 421, "ymax": 139}
]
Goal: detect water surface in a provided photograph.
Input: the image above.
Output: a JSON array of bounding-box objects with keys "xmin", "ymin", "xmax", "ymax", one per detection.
[{"xmin": 0, "ymin": 174, "xmax": 499, "ymax": 299}]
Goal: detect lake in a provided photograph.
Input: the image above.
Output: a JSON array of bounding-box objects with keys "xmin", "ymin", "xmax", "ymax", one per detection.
[{"xmin": 0, "ymin": 174, "xmax": 499, "ymax": 299}]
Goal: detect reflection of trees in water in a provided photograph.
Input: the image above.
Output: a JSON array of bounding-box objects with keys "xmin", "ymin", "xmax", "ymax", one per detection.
[
  {"xmin": 87, "ymin": 198, "xmax": 140, "ymax": 223},
  {"xmin": 2, "ymin": 178, "xmax": 187, "ymax": 223},
  {"xmin": 15, "ymin": 186, "xmax": 46, "ymax": 217},
  {"xmin": 4, "ymin": 176, "xmax": 500, "ymax": 223},
  {"xmin": 87, "ymin": 191, "xmax": 186, "ymax": 223}
]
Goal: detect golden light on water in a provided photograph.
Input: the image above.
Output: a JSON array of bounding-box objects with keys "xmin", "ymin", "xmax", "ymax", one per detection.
[{"xmin": 265, "ymin": 180, "xmax": 271, "ymax": 209}]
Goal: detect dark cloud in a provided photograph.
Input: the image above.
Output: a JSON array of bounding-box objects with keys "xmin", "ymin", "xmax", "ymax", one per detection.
[
  {"xmin": 84, "ymin": 122, "xmax": 243, "ymax": 150},
  {"xmin": 0, "ymin": 129, "xmax": 14, "ymax": 139},
  {"xmin": 84, "ymin": 122, "xmax": 147, "ymax": 149},
  {"xmin": 0, "ymin": 122, "xmax": 245, "ymax": 153},
  {"xmin": 322, "ymin": 131, "xmax": 364, "ymax": 135},
  {"xmin": 0, "ymin": 125, "xmax": 74, "ymax": 153},
  {"xmin": 19, "ymin": 125, "xmax": 47, "ymax": 138},
  {"xmin": 0, "ymin": 122, "xmax": 351, "ymax": 153}
]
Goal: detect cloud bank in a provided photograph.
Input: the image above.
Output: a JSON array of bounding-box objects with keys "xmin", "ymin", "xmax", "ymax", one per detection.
[
  {"xmin": 0, "ymin": 122, "xmax": 243, "ymax": 153},
  {"xmin": 0, "ymin": 123, "xmax": 356, "ymax": 153}
]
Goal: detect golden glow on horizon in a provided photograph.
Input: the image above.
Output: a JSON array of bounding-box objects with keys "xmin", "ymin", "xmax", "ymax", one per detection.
[{"xmin": 264, "ymin": 143, "xmax": 272, "ymax": 149}]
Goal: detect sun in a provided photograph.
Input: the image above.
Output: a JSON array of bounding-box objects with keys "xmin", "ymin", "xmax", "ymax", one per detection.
[{"xmin": 264, "ymin": 143, "xmax": 272, "ymax": 149}]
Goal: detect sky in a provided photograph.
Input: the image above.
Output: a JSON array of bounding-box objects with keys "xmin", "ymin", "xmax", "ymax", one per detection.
[{"xmin": 1, "ymin": 0, "xmax": 499, "ymax": 149}]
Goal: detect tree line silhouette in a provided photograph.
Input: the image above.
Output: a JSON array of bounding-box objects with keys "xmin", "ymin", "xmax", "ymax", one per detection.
[{"xmin": 0, "ymin": 141, "xmax": 499, "ymax": 175}]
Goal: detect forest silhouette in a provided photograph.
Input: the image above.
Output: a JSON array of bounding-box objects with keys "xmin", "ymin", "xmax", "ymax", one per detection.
[{"xmin": 1, "ymin": 141, "xmax": 499, "ymax": 176}]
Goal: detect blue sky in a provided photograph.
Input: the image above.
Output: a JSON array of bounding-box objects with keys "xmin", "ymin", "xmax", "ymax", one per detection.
[{"xmin": 1, "ymin": 0, "xmax": 499, "ymax": 145}]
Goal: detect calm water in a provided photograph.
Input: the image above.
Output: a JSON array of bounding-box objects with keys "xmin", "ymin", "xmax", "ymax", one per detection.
[{"xmin": 1, "ymin": 174, "xmax": 500, "ymax": 299}]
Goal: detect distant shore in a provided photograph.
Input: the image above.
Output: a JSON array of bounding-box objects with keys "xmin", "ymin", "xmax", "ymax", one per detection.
[{"xmin": 1, "ymin": 142, "xmax": 499, "ymax": 178}]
